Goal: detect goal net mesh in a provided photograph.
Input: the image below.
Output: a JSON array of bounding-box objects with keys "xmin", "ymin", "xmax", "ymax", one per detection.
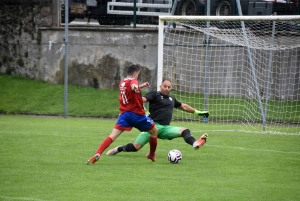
[{"xmin": 158, "ymin": 16, "xmax": 300, "ymax": 134}]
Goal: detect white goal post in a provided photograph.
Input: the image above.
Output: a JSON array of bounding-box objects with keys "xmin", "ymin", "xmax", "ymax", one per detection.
[{"xmin": 157, "ymin": 15, "xmax": 300, "ymax": 134}]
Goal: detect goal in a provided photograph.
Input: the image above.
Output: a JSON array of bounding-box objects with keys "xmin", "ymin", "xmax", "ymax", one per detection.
[{"xmin": 157, "ymin": 15, "xmax": 300, "ymax": 134}]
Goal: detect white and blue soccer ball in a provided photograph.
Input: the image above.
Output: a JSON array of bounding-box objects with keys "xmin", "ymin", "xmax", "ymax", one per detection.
[{"xmin": 167, "ymin": 149, "xmax": 182, "ymax": 164}]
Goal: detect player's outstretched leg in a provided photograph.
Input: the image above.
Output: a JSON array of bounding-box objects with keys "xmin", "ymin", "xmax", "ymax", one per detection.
[
  {"xmin": 106, "ymin": 146, "xmax": 121, "ymax": 156},
  {"xmin": 146, "ymin": 153, "xmax": 156, "ymax": 162},
  {"xmin": 86, "ymin": 153, "xmax": 100, "ymax": 165},
  {"xmin": 193, "ymin": 133, "xmax": 208, "ymax": 150}
]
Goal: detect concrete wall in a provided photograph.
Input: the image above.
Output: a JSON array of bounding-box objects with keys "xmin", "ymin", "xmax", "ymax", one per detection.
[{"xmin": 39, "ymin": 27, "xmax": 158, "ymax": 89}]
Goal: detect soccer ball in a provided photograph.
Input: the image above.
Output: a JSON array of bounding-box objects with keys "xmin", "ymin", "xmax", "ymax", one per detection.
[{"xmin": 167, "ymin": 149, "xmax": 182, "ymax": 164}]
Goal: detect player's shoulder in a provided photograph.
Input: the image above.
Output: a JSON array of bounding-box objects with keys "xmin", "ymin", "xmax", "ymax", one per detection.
[
  {"xmin": 144, "ymin": 91, "xmax": 160, "ymax": 101},
  {"xmin": 170, "ymin": 96, "xmax": 177, "ymax": 100},
  {"xmin": 170, "ymin": 95, "xmax": 181, "ymax": 104},
  {"xmin": 123, "ymin": 78, "xmax": 138, "ymax": 86},
  {"xmin": 146, "ymin": 91, "xmax": 159, "ymax": 96},
  {"xmin": 168, "ymin": 94, "xmax": 176, "ymax": 100},
  {"xmin": 125, "ymin": 78, "xmax": 137, "ymax": 82}
]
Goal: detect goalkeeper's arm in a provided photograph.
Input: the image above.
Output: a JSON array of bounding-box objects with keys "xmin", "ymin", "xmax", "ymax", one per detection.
[{"xmin": 179, "ymin": 103, "xmax": 210, "ymax": 118}]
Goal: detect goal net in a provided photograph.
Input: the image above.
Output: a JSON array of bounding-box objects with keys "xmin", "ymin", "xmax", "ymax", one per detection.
[{"xmin": 157, "ymin": 16, "xmax": 300, "ymax": 134}]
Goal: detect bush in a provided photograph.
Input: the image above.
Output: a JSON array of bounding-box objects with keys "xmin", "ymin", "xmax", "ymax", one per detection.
[
  {"xmin": 6, "ymin": 67, "xmax": 15, "ymax": 75},
  {"xmin": 17, "ymin": 58, "xmax": 24, "ymax": 67},
  {"xmin": 2, "ymin": 56, "xmax": 8, "ymax": 63}
]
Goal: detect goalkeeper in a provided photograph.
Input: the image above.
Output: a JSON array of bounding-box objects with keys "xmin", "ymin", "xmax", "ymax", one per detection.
[{"xmin": 106, "ymin": 79, "xmax": 209, "ymax": 161}]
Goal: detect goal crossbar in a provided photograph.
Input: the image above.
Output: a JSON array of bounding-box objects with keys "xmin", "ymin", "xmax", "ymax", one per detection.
[{"xmin": 159, "ymin": 15, "xmax": 300, "ymax": 22}]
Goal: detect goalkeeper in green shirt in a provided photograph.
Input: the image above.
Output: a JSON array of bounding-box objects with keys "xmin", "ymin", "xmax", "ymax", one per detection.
[{"xmin": 106, "ymin": 79, "xmax": 209, "ymax": 162}]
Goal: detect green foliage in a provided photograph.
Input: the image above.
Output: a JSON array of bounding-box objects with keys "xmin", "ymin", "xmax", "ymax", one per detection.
[
  {"xmin": 5, "ymin": 67, "xmax": 15, "ymax": 75},
  {"xmin": 8, "ymin": 57, "xmax": 13, "ymax": 62},
  {"xmin": 17, "ymin": 58, "xmax": 24, "ymax": 66},
  {"xmin": 2, "ymin": 55, "xmax": 8, "ymax": 63},
  {"xmin": 0, "ymin": 116, "xmax": 299, "ymax": 201}
]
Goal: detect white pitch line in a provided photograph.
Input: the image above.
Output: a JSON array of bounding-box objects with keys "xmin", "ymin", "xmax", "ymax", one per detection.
[
  {"xmin": 170, "ymin": 140, "xmax": 300, "ymax": 155},
  {"xmin": 0, "ymin": 131, "xmax": 94, "ymax": 138},
  {"xmin": 0, "ymin": 196, "xmax": 50, "ymax": 201},
  {"xmin": 205, "ymin": 144, "xmax": 300, "ymax": 155},
  {"xmin": 1, "ymin": 131, "xmax": 299, "ymax": 155},
  {"xmin": 192, "ymin": 129, "xmax": 300, "ymax": 136}
]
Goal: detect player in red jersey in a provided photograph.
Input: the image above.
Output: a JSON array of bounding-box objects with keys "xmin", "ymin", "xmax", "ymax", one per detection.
[
  {"xmin": 106, "ymin": 79, "xmax": 209, "ymax": 159},
  {"xmin": 86, "ymin": 64, "xmax": 158, "ymax": 165}
]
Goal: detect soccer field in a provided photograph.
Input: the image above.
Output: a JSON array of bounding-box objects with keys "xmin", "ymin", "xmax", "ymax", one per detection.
[{"xmin": 0, "ymin": 115, "xmax": 299, "ymax": 201}]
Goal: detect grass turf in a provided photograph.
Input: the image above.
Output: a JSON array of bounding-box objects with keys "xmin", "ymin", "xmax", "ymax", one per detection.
[
  {"xmin": 0, "ymin": 75, "xmax": 120, "ymax": 117},
  {"xmin": 0, "ymin": 115, "xmax": 299, "ymax": 201},
  {"xmin": 1, "ymin": 74, "xmax": 299, "ymax": 125}
]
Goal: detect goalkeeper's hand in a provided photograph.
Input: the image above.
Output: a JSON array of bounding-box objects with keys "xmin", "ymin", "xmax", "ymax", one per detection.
[{"xmin": 194, "ymin": 110, "xmax": 209, "ymax": 118}]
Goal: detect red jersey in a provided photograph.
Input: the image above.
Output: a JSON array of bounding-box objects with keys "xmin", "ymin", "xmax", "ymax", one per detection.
[{"xmin": 118, "ymin": 78, "xmax": 145, "ymax": 115}]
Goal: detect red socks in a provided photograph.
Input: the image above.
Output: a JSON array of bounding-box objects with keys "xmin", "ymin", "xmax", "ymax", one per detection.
[
  {"xmin": 96, "ymin": 137, "xmax": 113, "ymax": 155},
  {"xmin": 149, "ymin": 136, "xmax": 157, "ymax": 155}
]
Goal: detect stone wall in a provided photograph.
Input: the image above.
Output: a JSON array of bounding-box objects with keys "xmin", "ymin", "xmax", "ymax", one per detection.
[
  {"xmin": 0, "ymin": 0, "xmax": 158, "ymax": 90},
  {"xmin": 0, "ymin": 0, "xmax": 53, "ymax": 79}
]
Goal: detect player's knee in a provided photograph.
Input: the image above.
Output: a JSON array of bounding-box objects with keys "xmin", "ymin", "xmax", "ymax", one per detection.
[
  {"xmin": 181, "ymin": 129, "xmax": 190, "ymax": 136},
  {"xmin": 133, "ymin": 142, "xmax": 142, "ymax": 150},
  {"xmin": 149, "ymin": 127, "xmax": 158, "ymax": 137}
]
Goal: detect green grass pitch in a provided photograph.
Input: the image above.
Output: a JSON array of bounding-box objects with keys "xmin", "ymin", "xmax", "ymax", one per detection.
[{"xmin": 0, "ymin": 115, "xmax": 299, "ymax": 201}]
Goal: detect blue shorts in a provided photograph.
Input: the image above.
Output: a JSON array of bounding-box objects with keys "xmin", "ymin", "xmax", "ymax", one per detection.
[{"xmin": 114, "ymin": 111, "xmax": 155, "ymax": 132}]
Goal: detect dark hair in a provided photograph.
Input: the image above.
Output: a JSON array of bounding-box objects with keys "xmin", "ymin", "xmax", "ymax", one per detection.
[
  {"xmin": 162, "ymin": 78, "xmax": 171, "ymax": 83},
  {"xmin": 127, "ymin": 64, "xmax": 141, "ymax": 76}
]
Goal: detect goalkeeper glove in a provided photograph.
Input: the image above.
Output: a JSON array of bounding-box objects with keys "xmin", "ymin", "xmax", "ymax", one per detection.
[
  {"xmin": 194, "ymin": 110, "xmax": 209, "ymax": 118},
  {"xmin": 144, "ymin": 106, "xmax": 150, "ymax": 116}
]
